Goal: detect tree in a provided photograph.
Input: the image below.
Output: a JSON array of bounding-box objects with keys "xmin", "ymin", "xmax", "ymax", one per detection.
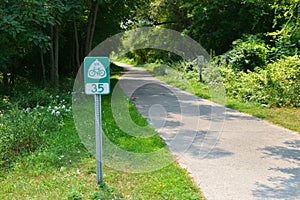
[
  {"xmin": 181, "ymin": 0, "xmax": 275, "ymax": 54},
  {"xmin": 268, "ymin": 0, "xmax": 300, "ymax": 59},
  {"xmin": 85, "ymin": 0, "xmax": 99, "ymax": 55},
  {"xmin": 125, "ymin": 0, "xmax": 276, "ymax": 55},
  {"xmin": 0, "ymin": 0, "xmax": 54, "ymax": 88}
]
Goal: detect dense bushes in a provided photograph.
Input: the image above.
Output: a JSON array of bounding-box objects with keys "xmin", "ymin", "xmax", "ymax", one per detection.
[
  {"xmin": 0, "ymin": 87, "xmax": 72, "ymax": 169},
  {"xmin": 218, "ymin": 35, "xmax": 269, "ymax": 72},
  {"xmin": 210, "ymin": 31, "xmax": 300, "ymax": 108},
  {"xmin": 220, "ymin": 55, "xmax": 300, "ymax": 107},
  {"xmin": 166, "ymin": 38, "xmax": 299, "ymax": 108}
]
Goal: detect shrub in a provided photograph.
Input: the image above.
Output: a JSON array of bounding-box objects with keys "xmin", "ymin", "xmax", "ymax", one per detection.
[
  {"xmin": 14, "ymin": 89, "xmax": 52, "ymax": 108},
  {"xmin": 219, "ymin": 35, "xmax": 269, "ymax": 72},
  {"xmin": 0, "ymin": 107, "xmax": 56, "ymax": 167},
  {"xmin": 263, "ymin": 56, "xmax": 300, "ymax": 107},
  {"xmin": 179, "ymin": 60, "xmax": 202, "ymax": 82},
  {"xmin": 0, "ymin": 90, "xmax": 72, "ymax": 168},
  {"xmin": 10, "ymin": 85, "xmax": 71, "ymax": 109},
  {"xmin": 221, "ymin": 55, "xmax": 300, "ymax": 107}
]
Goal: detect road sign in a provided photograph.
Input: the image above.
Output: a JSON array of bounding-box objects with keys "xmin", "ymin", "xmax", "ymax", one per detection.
[
  {"xmin": 84, "ymin": 57, "xmax": 110, "ymax": 95},
  {"xmin": 84, "ymin": 56, "xmax": 110, "ymax": 184}
]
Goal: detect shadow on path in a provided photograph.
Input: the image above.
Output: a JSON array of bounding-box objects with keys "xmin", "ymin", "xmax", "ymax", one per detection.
[{"xmin": 253, "ymin": 140, "xmax": 300, "ymax": 199}]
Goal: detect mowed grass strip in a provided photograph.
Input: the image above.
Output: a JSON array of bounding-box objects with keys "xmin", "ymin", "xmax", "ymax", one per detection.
[{"xmin": 0, "ymin": 64, "xmax": 203, "ymax": 200}]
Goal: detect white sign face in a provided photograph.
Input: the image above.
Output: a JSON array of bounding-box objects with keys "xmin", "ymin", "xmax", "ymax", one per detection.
[
  {"xmin": 85, "ymin": 83, "xmax": 110, "ymax": 94},
  {"xmin": 84, "ymin": 57, "xmax": 110, "ymax": 95}
]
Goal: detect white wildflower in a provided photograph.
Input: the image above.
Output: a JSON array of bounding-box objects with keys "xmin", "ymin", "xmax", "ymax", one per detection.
[{"xmin": 58, "ymin": 155, "xmax": 64, "ymax": 160}]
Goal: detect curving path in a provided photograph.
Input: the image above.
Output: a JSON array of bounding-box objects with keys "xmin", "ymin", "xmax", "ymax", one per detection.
[{"xmin": 115, "ymin": 62, "xmax": 300, "ymax": 200}]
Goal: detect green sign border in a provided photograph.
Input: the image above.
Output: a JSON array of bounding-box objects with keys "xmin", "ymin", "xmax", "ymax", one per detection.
[{"xmin": 84, "ymin": 57, "xmax": 110, "ymax": 95}]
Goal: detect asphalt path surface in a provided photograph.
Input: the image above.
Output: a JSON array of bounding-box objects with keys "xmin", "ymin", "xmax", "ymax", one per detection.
[{"xmin": 115, "ymin": 62, "xmax": 300, "ymax": 200}]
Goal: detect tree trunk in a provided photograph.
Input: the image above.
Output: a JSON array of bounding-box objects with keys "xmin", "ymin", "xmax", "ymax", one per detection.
[
  {"xmin": 50, "ymin": 25, "xmax": 55, "ymax": 84},
  {"xmin": 10, "ymin": 61, "xmax": 16, "ymax": 87},
  {"xmin": 3, "ymin": 72, "xmax": 8, "ymax": 89},
  {"xmin": 85, "ymin": 1, "xmax": 99, "ymax": 55},
  {"xmin": 54, "ymin": 25, "xmax": 59, "ymax": 86},
  {"xmin": 88, "ymin": 0, "xmax": 99, "ymax": 53},
  {"xmin": 74, "ymin": 20, "xmax": 80, "ymax": 69},
  {"xmin": 85, "ymin": 11, "xmax": 92, "ymax": 55},
  {"xmin": 50, "ymin": 25, "xmax": 59, "ymax": 87},
  {"xmin": 40, "ymin": 48, "xmax": 46, "ymax": 81},
  {"xmin": 9, "ymin": 73, "xmax": 15, "ymax": 87}
]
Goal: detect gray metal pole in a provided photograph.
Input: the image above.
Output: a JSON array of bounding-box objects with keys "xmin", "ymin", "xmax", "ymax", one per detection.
[
  {"xmin": 198, "ymin": 55, "xmax": 204, "ymax": 82},
  {"xmin": 94, "ymin": 94, "xmax": 103, "ymax": 184}
]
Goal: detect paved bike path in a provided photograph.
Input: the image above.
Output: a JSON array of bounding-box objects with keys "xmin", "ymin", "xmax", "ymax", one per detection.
[{"xmin": 115, "ymin": 62, "xmax": 300, "ymax": 200}]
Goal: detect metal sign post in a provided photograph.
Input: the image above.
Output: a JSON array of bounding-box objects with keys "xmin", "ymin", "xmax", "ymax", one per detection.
[
  {"xmin": 197, "ymin": 55, "xmax": 205, "ymax": 82},
  {"xmin": 84, "ymin": 57, "xmax": 110, "ymax": 184},
  {"xmin": 94, "ymin": 94, "xmax": 103, "ymax": 184}
]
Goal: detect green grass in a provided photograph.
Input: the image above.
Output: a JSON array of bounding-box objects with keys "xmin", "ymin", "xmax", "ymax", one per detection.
[
  {"xmin": 142, "ymin": 63, "xmax": 300, "ymax": 133},
  {"xmin": 142, "ymin": 63, "xmax": 211, "ymax": 99},
  {"xmin": 112, "ymin": 57, "xmax": 139, "ymax": 67},
  {"xmin": 0, "ymin": 118, "xmax": 201, "ymax": 199},
  {"xmin": 0, "ymin": 64, "xmax": 203, "ymax": 199},
  {"xmin": 225, "ymin": 100, "xmax": 300, "ymax": 132}
]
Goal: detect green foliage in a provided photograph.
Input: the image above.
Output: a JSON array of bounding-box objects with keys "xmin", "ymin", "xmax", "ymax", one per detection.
[
  {"xmin": 121, "ymin": 0, "xmax": 299, "ymax": 110},
  {"xmin": 172, "ymin": 60, "xmax": 201, "ymax": 82},
  {"xmin": 67, "ymin": 191, "xmax": 83, "ymax": 200},
  {"xmin": 128, "ymin": 0, "xmax": 297, "ymax": 58},
  {"xmin": 219, "ymin": 35, "xmax": 269, "ymax": 72},
  {"xmin": 144, "ymin": 61, "xmax": 300, "ymax": 133},
  {"xmin": 0, "ymin": 66, "xmax": 203, "ymax": 199},
  {"xmin": 1, "ymin": 0, "xmax": 298, "ymax": 90},
  {"xmin": 220, "ymin": 55, "xmax": 300, "ymax": 107},
  {"xmin": 182, "ymin": 0, "xmax": 274, "ymax": 54},
  {"xmin": 0, "ymin": 87, "xmax": 72, "ymax": 169},
  {"xmin": 13, "ymin": 87, "xmax": 71, "ymax": 109},
  {"xmin": 0, "ymin": 0, "xmax": 141, "ymax": 87},
  {"xmin": 0, "ymin": 1, "xmax": 55, "ymax": 87},
  {"xmin": 0, "ymin": 106, "xmax": 56, "ymax": 168},
  {"xmin": 0, "ymin": 0, "xmax": 54, "ymax": 57},
  {"xmin": 143, "ymin": 63, "xmax": 211, "ymax": 99},
  {"xmin": 268, "ymin": 0, "xmax": 300, "ymax": 59},
  {"xmin": 90, "ymin": 184, "xmax": 123, "ymax": 200}
]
